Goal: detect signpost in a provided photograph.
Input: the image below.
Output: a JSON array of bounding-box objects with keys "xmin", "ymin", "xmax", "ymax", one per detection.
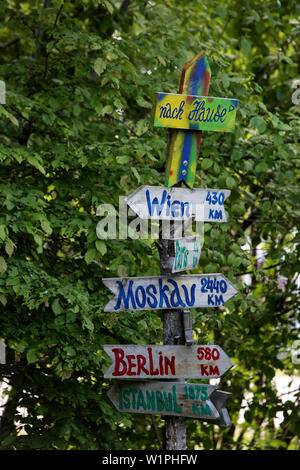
[
  {"xmin": 125, "ymin": 186, "xmax": 230, "ymax": 222},
  {"xmin": 107, "ymin": 380, "xmax": 231, "ymax": 426},
  {"xmin": 100, "ymin": 50, "xmax": 239, "ymax": 450},
  {"xmin": 102, "ymin": 274, "xmax": 238, "ymax": 312},
  {"xmin": 104, "ymin": 344, "xmax": 233, "ymax": 379}
]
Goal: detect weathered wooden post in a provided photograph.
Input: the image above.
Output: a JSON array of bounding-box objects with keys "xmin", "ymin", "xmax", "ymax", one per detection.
[
  {"xmin": 152, "ymin": 52, "xmax": 236, "ymax": 450},
  {"xmin": 101, "ymin": 51, "xmax": 238, "ymax": 451},
  {"xmin": 158, "ymin": 53, "xmax": 211, "ymax": 450}
]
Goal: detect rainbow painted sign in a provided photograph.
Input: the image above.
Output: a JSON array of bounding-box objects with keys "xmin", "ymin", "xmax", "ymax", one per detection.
[
  {"xmin": 153, "ymin": 93, "xmax": 238, "ymax": 133},
  {"xmin": 164, "ymin": 51, "xmax": 211, "ymax": 188}
]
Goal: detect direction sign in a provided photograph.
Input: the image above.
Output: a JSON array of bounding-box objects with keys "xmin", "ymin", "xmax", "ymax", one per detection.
[
  {"xmin": 165, "ymin": 51, "xmax": 211, "ymax": 188},
  {"xmin": 107, "ymin": 381, "xmax": 231, "ymax": 426},
  {"xmin": 108, "ymin": 380, "xmax": 218, "ymax": 420},
  {"xmin": 103, "ymin": 344, "xmax": 233, "ymax": 379},
  {"xmin": 125, "ymin": 185, "xmax": 230, "ymax": 222},
  {"xmin": 102, "ymin": 273, "xmax": 238, "ymax": 312},
  {"xmin": 172, "ymin": 237, "xmax": 201, "ymax": 273},
  {"xmin": 153, "ymin": 93, "xmax": 238, "ymax": 133}
]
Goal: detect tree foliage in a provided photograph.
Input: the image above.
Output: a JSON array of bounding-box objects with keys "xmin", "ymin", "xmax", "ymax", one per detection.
[{"xmin": 0, "ymin": 0, "xmax": 299, "ymax": 450}]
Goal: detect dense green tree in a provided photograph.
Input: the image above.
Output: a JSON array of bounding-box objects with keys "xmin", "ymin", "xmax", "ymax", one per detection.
[{"xmin": 0, "ymin": 0, "xmax": 299, "ymax": 450}]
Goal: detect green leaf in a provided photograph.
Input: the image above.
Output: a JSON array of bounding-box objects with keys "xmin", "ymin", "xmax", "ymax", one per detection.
[
  {"xmin": 135, "ymin": 119, "xmax": 148, "ymax": 136},
  {"xmin": 84, "ymin": 247, "xmax": 96, "ymax": 264},
  {"xmin": 116, "ymin": 155, "xmax": 130, "ymax": 164},
  {"xmin": 226, "ymin": 176, "xmax": 237, "ymax": 188},
  {"xmin": 5, "ymin": 240, "xmax": 14, "ymax": 256},
  {"xmin": 205, "ymin": 263, "xmax": 218, "ymax": 273},
  {"xmin": 0, "ymin": 256, "xmax": 7, "ymax": 273},
  {"xmin": 95, "ymin": 240, "xmax": 107, "ymax": 255},
  {"xmin": 221, "ymin": 72, "xmax": 230, "ymax": 88},
  {"xmin": 231, "ymin": 203, "xmax": 245, "ymax": 216},
  {"xmin": 201, "ymin": 158, "xmax": 213, "ymax": 170},
  {"xmin": 82, "ymin": 315, "xmax": 94, "ymax": 332},
  {"xmin": 250, "ymin": 116, "xmax": 267, "ymax": 133},
  {"xmin": 228, "ymin": 253, "xmax": 237, "ymax": 266},
  {"xmin": 231, "ymin": 149, "xmax": 243, "ymax": 161},
  {"xmin": 131, "ymin": 167, "xmax": 141, "ymax": 183},
  {"xmin": 93, "ymin": 58, "xmax": 106, "ymax": 76},
  {"xmin": 27, "ymin": 349, "xmax": 38, "ymax": 364},
  {"xmin": 255, "ymin": 161, "xmax": 268, "ymax": 172},
  {"xmin": 241, "ymin": 38, "xmax": 251, "ymax": 54},
  {"xmin": 0, "ymin": 224, "xmax": 6, "ymax": 240},
  {"xmin": 103, "ymin": 0, "xmax": 114, "ymax": 14},
  {"xmin": 216, "ymin": 5, "xmax": 227, "ymax": 19},
  {"xmin": 41, "ymin": 219, "xmax": 52, "ymax": 235},
  {"xmin": 52, "ymin": 298, "xmax": 62, "ymax": 316},
  {"xmin": 28, "ymin": 156, "xmax": 46, "ymax": 175}
]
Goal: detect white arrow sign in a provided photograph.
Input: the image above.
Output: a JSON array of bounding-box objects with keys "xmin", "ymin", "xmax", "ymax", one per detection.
[
  {"xmin": 103, "ymin": 344, "xmax": 233, "ymax": 379},
  {"xmin": 102, "ymin": 274, "xmax": 238, "ymax": 312},
  {"xmin": 125, "ymin": 186, "xmax": 230, "ymax": 222}
]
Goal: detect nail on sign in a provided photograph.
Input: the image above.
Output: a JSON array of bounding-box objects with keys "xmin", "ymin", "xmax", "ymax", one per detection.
[
  {"xmin": 108, "ymin": 380, "xmax": 232, "ymax": 426},
  {"xmin": 103, "ymin": 344, "xmax": 233, "ymax": 379},
  {"xmin": 102, "ymin": 274, "xmax": 238, "ymax": 312},
  {"xmin": 125, "ymin": 186, "xmax": 230, "ymax": 222}
]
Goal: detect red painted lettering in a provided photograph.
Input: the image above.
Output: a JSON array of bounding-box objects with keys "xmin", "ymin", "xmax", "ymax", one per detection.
[
  {"xmin": 126, "ymin": 355, "xmax": 136, "ymax": 376},
  {"xmin": 137, "ymin": 354, "xmax": 149, "ymax": 376},
  {"xmin": 148, "ymin": 347, "xmax": 159, "ymax": 375},
  {"xmin": 200, "ymin": 364, "xmax": 209, "ymax": 376},
  {"xmin": 159, "ymin": 352, "xmax": 164, "ymax": 375},
  {"xmin": 164, "ymin": 355, "xmax": 176, "ymax": 375},
  {"xmin": 209, "ymin": 365, "xmax": 220, "ymax": 376},
  {"xmin": 112, "ymin": 348, "xmax": 127, "ymax": 376}
]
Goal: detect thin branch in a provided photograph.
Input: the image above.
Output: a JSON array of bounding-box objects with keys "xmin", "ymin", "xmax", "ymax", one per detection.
[
  {"xmin": 150, "ymin": 415, "xmax": 162, "ymax": 450},
  {"xmin": 0, "ymin": 37, "xmax": 20, "ymax": 49},
  {"xmin": 54, "ymin": 2, "xmax": 64, "ymax": 28},
  {"xmin": 238, "ymin": 261, "xmax": 285, "ymax": 276},
  {"xmin": 43, "ymin": 2, "xmax": 65, "ymax": 80},
  {"xmin": 120, "ymin": 0, "xmax": 131, "ymax": 13}
]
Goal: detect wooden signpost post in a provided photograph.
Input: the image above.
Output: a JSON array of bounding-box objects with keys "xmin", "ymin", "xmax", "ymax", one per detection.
[{"xmin": 101, "ymin": 51, "xmax": 239, "ymax": 450}]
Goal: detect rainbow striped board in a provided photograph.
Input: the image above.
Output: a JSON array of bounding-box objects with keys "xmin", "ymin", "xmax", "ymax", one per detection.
[
  {"xmin": 152, "ymin": 52, "xmax": 238, "ymax": 188},
  {"xmin": 163, "ymin": 51, "xmax": 211, "ymax": 188}
]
